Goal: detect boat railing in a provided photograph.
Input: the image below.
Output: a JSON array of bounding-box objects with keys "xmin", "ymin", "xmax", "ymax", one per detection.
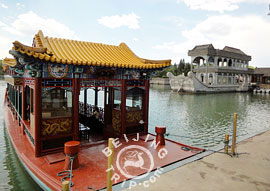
[{"xmin": 5, "ymin": 90, "xmax": 35, "ymax": 146}]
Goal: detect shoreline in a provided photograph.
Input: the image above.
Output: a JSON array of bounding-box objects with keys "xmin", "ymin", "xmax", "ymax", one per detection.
[{"xmin": 120, "ymin": 129, "xmax": 270, "ymax": 191}]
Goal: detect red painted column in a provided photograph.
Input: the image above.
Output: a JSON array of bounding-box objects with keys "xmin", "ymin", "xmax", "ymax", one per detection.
[
  {"xmin": 121, "ymin": 80, "xmax": 127, "ymax": 135},
  {"xmin": 84, "ymin": 89, "xmax": 87, "ymax": 115},
  {"xmin": 144, "ymin": 80, "xmax": 150, "ymax": 134},
  {"xmin": 34, "ymin": 77, "xmax": 42, "ymax": 157},
  {"xmin": 73, "ymin": 78, "xmax": 80, "ymax": 141}
]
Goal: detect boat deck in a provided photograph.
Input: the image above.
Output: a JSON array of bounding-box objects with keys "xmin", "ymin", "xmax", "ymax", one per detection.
[{"xmin": 4, "ymin": 102, "xmax": 204, "ymax": 191}]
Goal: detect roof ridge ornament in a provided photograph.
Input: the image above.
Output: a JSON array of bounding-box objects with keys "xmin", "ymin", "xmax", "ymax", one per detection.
[
  {"xmin": 13, "ymin": 41, "xmax": 47, "ymax": 53},
  {"xmin": 36, "ymin": 30, "xmax": 53, "ymax": 54}
]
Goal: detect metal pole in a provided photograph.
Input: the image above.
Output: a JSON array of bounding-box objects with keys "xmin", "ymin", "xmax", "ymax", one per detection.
[
  {"xmin": 107, "ymin": 138, "xmax": 114, "ymax": 191},
  {"xmin": 231, "ymin": 113, "xmax": 238, "ymax": 155}
]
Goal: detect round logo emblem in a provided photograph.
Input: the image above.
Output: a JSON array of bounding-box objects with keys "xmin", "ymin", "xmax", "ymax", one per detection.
[
  {"xmin": 49, "ymin": 64, "xmax": 68, "ymax": 78},
  {"xmin": 116, "ymin": 145, "xmax": 154, "ymax": 179}
]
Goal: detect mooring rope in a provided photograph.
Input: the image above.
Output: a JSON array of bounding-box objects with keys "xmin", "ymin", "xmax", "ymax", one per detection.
[
  {"xmin": 87, "ymin": 186, "xmax": 99, "ymax": 190},
  {"xmin": 165, "ymin": 133, "xmax": 195, "ymax": 139},
  {"xmin": 164, "ymin": 132, "xmax": 249, "ymax": 157},
  {"xmin": 57, "ymin": 153, "xmax": 77, "ymax": 189}
]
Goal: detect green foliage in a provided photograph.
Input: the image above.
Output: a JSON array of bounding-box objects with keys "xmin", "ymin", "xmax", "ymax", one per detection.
[
  {"xmin": 248, "ymin": 66, "xmax": 255, "ymax": 70},
  {"xmin": 155, "ymin": 59, "xmax": 191, "ymax": 78},
  {"xmin": 155, "ymin": 67, "xmax": 171, "ymax": 78}
]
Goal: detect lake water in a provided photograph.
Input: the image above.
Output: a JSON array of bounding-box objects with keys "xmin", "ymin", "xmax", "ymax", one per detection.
[
  {"xmin": 0, "ymin": 81, "xmax": 269, "ymax": 190},
  {"xmin": 148, "ymin": 85, "xmax": 270, "ymax": 148}
]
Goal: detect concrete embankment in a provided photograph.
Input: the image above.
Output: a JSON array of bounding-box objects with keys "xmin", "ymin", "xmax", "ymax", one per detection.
[
  {"xmin": 150, "ymin": 78, "xmax": 170, "ymax": 85},
  {"xmin": 123, "ymin": 131, "xmax": 270, "ymax": 191}
]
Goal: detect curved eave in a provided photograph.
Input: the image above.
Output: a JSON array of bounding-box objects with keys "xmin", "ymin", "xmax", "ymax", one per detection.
[
  {"xmin": 3, "ymin": 58, "xmax": 17, "ymax": 67},
  {"xmin": 2, "ymin": 58, "xmax": 17, "ymax": 71}
]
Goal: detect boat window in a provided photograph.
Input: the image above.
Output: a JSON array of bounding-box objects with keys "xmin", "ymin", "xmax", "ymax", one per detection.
[
  {"xmin": 217, "ymin": 74, "xmax": 222, "ymax": 84},
  {"xmin": 113, "ymin": 87, "xmax": 121, "ymax": 109},
  {"xmin": 126, "ymin": 87, "xmax": 144, "ymax": 111},
  {"xmin": 30, "ymin": 88, "xmax": 34, "ymax": 113},
  {"xmin": 228, "ymin": 76, "xmax": 232, "ymax": 84},
  {"xmin": 41, "ymin": 88, "xmax": 72, "ymax": 119}
]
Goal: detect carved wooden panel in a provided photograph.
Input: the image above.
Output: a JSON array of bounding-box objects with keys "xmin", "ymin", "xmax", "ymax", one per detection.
[
  {"xmin": 112, "ymin": 109, "xmax": 121, "ymax": 133},
  {"xmin": 126, "ymin": 110, "xmax": 143, "ymax": 124},
  {"xmin": 41, "ymin": 117, "xmax": 72, "ymax": 137}
]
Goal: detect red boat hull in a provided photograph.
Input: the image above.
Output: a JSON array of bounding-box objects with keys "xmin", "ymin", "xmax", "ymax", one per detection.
[{"xmin": 4, "ymin": 100, "xmax": 204, "ymax": 191}]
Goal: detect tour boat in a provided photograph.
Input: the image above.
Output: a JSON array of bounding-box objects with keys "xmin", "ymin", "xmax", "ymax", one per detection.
[{"xmin": 3, "ymin": 30, "xmax": 203, "ymax": 191}]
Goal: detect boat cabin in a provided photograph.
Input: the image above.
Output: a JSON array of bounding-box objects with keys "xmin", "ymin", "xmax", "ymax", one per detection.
[{"xmin": 3, "ymin": 30, "xmax": 171, "ymax": 157}]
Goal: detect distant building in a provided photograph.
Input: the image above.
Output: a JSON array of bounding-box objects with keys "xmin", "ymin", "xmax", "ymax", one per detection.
[
  {"xmin": 167, "ymin": 44, "xmax": 254, "ymax": 93},
  {"xmin": 252, "ymin": 68, "xmax": 270, "ymax": 84},
  {"xmin": 188, "ymin": 44, "xmax": 252, "ymax": 87}
]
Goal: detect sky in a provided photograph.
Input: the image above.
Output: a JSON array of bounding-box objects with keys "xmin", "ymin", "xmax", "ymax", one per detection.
[{"xmin": 0, "ymin": 0, "xmax": 269, "ymax": 67}]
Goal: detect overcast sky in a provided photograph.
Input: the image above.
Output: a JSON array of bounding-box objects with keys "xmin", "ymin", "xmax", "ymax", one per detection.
[{"xmin": 0, "ymin": 0, "xmax": 269, "ymax": 67}]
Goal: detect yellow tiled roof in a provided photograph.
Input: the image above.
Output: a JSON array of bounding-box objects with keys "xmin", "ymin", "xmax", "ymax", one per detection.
[
  {"xmin": 2, "ymin": 58, "xmax": 17, "ymax": 71},
  {"xmin": 12, "ymin": 30, "xmax": 171, "ymax": 69}
]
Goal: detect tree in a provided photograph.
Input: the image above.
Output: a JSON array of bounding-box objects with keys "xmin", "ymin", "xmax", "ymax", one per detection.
[
  {"xmin": 178, "ymin": 59, "xmax": 185, "ymax": 74},
  {"xmin": 173, "ymin": 63, "xmax": 178, "ymax": 75},
  {"xmin": 184, "ymin": 63, "xmax": 191, "ymax": 76},
  {"xmin": 154, "ymin": 58, "xmax": 191, "ymax": 78}
]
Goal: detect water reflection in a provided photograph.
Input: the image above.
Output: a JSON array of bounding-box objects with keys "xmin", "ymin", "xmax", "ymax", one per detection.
[
  {"xmin": 2, "ymin": 125, "xmax": 42, "ymax": 191},
  {"xmin": 149, "ymin": 87, "xmax": 270, "ymax": 148},
  {"xmin": 150, "ymin": 84, "xmax": 171, "ymax": 91},
  {"xmin": 0, "ymin": 81, "xmax": 41, "ymax": 191}
]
